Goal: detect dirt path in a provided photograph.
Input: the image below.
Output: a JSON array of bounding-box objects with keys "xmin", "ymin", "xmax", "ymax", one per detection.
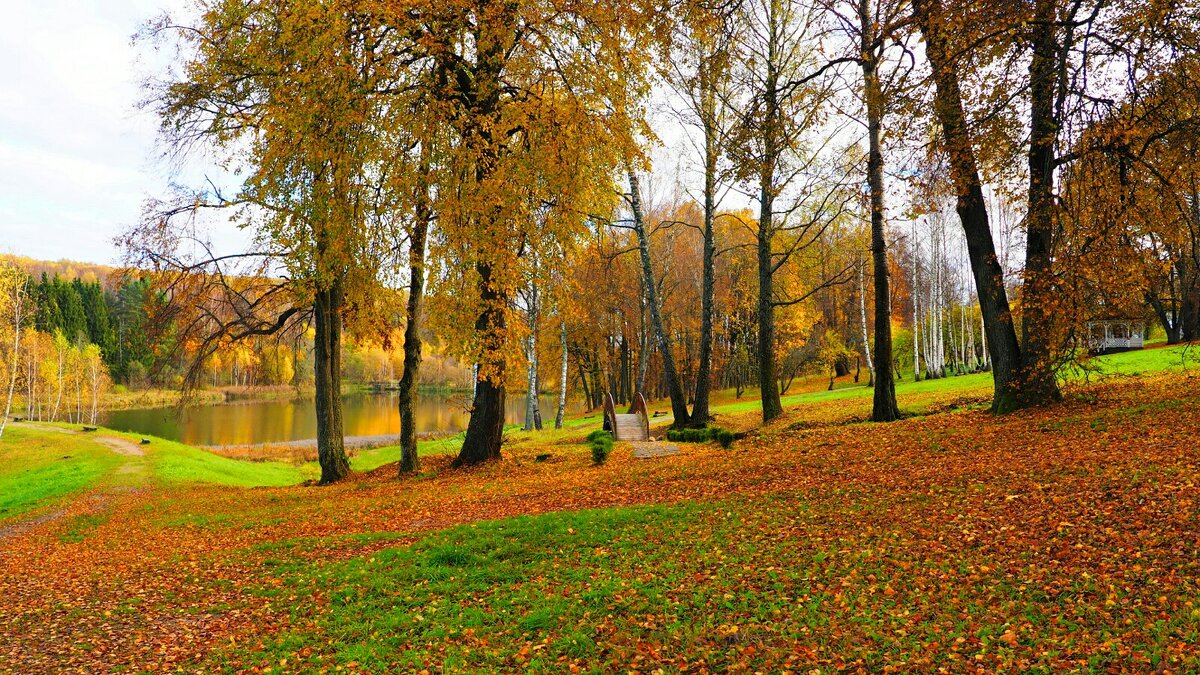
[
  {"xmin": 0, "ymin": 508, "xmax": 66, "ymax": 540},
  {"xmin": 16, "ymin": 422, "xmax": 144, "ymax": 456},
  {"xmin": 0, "ymin": 424, "xmax": 146, "ymax": 542},
  {"xmin": 92, "ymin": 435, "xmax": 145, "ymax": 456}
]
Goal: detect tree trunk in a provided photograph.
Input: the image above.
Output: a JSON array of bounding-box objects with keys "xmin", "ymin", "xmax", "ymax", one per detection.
[
  {"xmin": 590, "ymin": 352, "xmax": 603, "ymax": 409},
  {"xmin": 861, "ymin": 24, "xmax": 899, "ymax": 421},
  {"xmin": 52, "ymin": 343, "xmax": 63, "ymax": 422},
  {"xmin": 90, "ymin": 359, "xmax": 99, "ymax": 425},
  {"xmin": 523, "ymin": 286, "xmax": 542, "ymax": 431},
  {"xmin": 979, "ymin": 309, "xmax": 989, "ymax": 369},
  {"xmin": 577, "ymin": 354, "xmax": 593, "ymax": 412},
  {"xmin": 636, "ymin": 273, "xmax": 650, "ymax": 395},
  {"xmin": 912, "ymin": 227, "xmax": 921, "ymax": 382},
  {"xmin": 314, "ymin": 278, "xmax": 350, "ymax": 484},
  {"xmin": 0, "ymin": 280, "xmax": 26, "ymax": 439},
  {"xmin": 397, "ymin": 161, "xmax": 430, "ymax": 475},
  {"xmin": 756, "ymin": 183, "xmax": 784, "ymax": 424},
  {"xmin": 25, "ymin": 341, "xmax": 36, "ymax": 422},
  {"xmin": 1148, "ymin": 293, "xmax": 1181, "ymax": 344},
  {"xmin": 690, "ymin": 66, "xmax": 719, "ymax": 428},
  {"xmin": 857, "ymin": 257, "xmax": 874, "ymax": 386},
  {"xmin": 755, "ymin": 10, "xmax": 786, "ymax": 423},
  {"xmin": 1017, "ymin": 0, "xmax": 1064, "ymax": 408},
  {"xmin": 914, "ymin": 0, "xmax": 1024, "ymax": 411},
  {"xmin": 628, "ymin": 171, "xmax": 690, "ymax": 427},
  {"xmin": 555, "ymin": 322, "xmax": 568, "ymax": 429},
  {"xmin": 967, "ymin": 303, "xmax": 977, "ymax": 369},
  {"xmin": 455, "ymin": 262, "xmax": 507, "ymax": 466}
]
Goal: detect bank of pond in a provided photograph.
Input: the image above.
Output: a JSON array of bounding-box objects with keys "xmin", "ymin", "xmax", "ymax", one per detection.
[{"xmin": 100, "ymin": 390, "xmax": 577, "ymax": 447}]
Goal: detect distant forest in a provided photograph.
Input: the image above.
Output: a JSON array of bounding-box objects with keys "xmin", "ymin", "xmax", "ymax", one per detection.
[{"xmin": 2, "ymin": 255, "xmax": 471, "ymax": 391}]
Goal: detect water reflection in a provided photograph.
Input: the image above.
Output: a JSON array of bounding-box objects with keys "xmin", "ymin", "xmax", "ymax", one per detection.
[{"xmin": 101, "ymin": 392, "xmax": 575, "ymax": 446}]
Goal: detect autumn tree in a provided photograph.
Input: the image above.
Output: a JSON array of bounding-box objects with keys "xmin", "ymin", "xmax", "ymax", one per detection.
[
  {"xmin": 916, "ymin": 0, "xmax": 1200, "ymax": 410},
  {"xmin": 912, "ymin": 0, "xmax": 1028, "ymax": 412},
  {"xmin": 663, "ymin": 0, "xmax": 741, "ymax": 426},
  {"xmin": 1057, "ymin": 56, "xmax": 1200, "ymax": 346},
  {"xmin": 0, "ymin": 264, "xmax": 29, "ymax": 438},
  {"xmin": 627, "ymin": 171, "xmax": 692, "ymax": 428},
  {"xmin": 138, "ymin": 0, "xmax": 399, "ymax": 482},
  {"xmin": 729, "ymin": 0, "xmax": 852, "ymax": 422},
  {"xmin": 817, "ymin": 0, "xmax": 918, "ymax": 421},
  {"xmin": 400, "ymin": 0, "xmax": 653, "ymax": 466}
]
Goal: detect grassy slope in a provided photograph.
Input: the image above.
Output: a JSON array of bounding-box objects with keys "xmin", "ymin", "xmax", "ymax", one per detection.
[
  {"xmin": 712, "ymin": 342, "xmax": 1198, "ymax": 417},
  {"xmin": 242, "ymin": 344, "xmax": 1200, "ymax": 672},
  {"xmin": 0, "ymin": 426, "xmax": 314, "ymax": 521},
  {"xmin": 139, "ymin": 433, "xmax": 314, "ymax": 486},
  {"xmin": 355, "ymin": 343, "xmax": 1200, "ymax": 468},
  {"xmin": 0, "ymin": 426, "xmax": 123, "ymax": 522},
  {"xmin": 203, "ymin": 365, "xmax": 1200, "ymax": 673},
  {"xmin": 6, "ymin": 344, "xmax": 1194, "ymax": 511},
  {"xmin": 3, "ymin": 355, "xmax": 1198, "ymax": 671},
  {"xmin": 252, "ymin": 491, "xmax": 1197, "ymax": 673}
]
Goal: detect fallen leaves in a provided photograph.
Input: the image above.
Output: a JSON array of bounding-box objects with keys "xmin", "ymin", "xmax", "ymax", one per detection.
[{"xmin": 0, "ymin": 370, "xmax": 1197, "ymax": 672}]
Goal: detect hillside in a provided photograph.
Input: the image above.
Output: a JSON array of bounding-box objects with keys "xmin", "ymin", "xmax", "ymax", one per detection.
[
  {"xmin": 0, "ymin": 254, "xmax": 120, "ymax": 289},
  {"xmin": 0, "ymin": 345, "xmax": 1197, "ymax": 671}
]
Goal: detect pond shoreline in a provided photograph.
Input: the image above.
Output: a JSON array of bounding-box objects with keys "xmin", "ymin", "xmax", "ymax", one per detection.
[
  {"xmin": 99, "ymin": 384, "xmax": 477, "ymax": 412},
  {"xmin": 100, "ymin": 389, "xmax": 579, "ymax": 448},
  {"xmin": 199, "ymin": 431, "xmax": 454, "ymax": 453}
]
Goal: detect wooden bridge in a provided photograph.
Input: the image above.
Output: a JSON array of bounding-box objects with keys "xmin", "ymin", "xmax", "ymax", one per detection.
[{"xmin": 604, "ymin": 392, "xmax": 650, "ymax": 442}]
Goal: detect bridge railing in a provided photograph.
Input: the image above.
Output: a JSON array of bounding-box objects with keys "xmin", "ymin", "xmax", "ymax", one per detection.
[{"xmin": 629, "ymin": 392, "xmax": 650, "ymax": 440}]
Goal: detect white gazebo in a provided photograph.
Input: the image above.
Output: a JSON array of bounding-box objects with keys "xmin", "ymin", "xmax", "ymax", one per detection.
[{"xmin": 1086, "ymin": 319, "xmax": 1144, "ymax": 353}]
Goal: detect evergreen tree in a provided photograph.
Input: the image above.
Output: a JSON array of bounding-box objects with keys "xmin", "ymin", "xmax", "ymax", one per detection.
[{"xmin": 53, "ymin": 276, "xmax": 87, "ymax": 343}]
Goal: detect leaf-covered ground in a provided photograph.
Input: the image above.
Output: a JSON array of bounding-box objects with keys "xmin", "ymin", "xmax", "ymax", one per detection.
[{"xmin": 1, "ymin": 362, "xmax": 1198, "ymax": 672}]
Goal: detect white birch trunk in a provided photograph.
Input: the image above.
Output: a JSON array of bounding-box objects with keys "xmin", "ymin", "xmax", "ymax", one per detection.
[
  {"xmin": 912, "ymin": 230, "xmax": 921, "ymax": 381},
  {"xmin": 857, "ymin": 257, "xmax": 874, "ymax": 384},
  {"xmin": 52, "ymin": 345, "xmax": 64, "ymax": 422},
  {"xmin": 555, "ymin": 322, "xmax": 568, "ymax": 429},
  {"xmin": 980, "ymin": 311, "xmax": 989, "ymax": 368},
  {"xmin": 0, "ymin": 280, "xmax": 27, "ymax": 438}
]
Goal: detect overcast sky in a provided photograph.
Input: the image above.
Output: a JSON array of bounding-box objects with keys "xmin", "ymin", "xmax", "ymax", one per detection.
[{"xmin": 0, "ymin": 1, "xmax": 229, "ymax": 266}]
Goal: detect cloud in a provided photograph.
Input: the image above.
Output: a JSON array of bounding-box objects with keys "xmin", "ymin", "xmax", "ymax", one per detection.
[{"xmin": 0, "ymin": 0, "xmax": 244, "ymax": 265}]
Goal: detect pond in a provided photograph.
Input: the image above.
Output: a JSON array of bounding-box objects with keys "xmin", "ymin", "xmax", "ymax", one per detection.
[{"xmin": 101, "ymin": 391, "xmax": 576, "ymax": 447}]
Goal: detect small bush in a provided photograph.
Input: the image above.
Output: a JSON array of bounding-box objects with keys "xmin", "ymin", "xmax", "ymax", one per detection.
[
  {"xmin": 588, "ymin": 431, "xmax": 613, "ymax": 465},
  {"xmin": 666, "ymin": 428, "xmax": 708, "ymax": 443},
  {"xmin": 665, "ymin": 426, "xmax": 736, "ymax": 449},
  {"xmin": 714, "ymin": 428, "xmax": 736, "ymax": 449}
]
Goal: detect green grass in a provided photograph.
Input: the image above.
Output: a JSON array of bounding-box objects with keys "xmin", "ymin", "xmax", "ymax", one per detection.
[
  {"xmin": 134, "ymin": 433, "xmax": 313, "ymax": 487},
  {"xmin": 1079, "ymin": 342, "xmax": 1199, "ymax": 376},
  {"xmin": 349, "ymin": 416, "xmax": 603, "ymax": 472},
  {"xmin": 2, "ymin": 424, "xmax": 312, "ymax": 501},
  {"xmin": 6, "ymin": 345, "xmax": 1193, "ymax": 499},
  {"xmin": 215, "ymin": 483, "xmax": 1197, "ymax": 672},
  {"xmin": 231, "ymin": 501, "xmax": 744, "ymax": 671},
  {"xmin": 706, "ymin": 343, "xmax": 1198, "ymax": 419},
  {"xmin": 0, "ymin": 426, "xmax": 124, "ymax": 521},
  {"xmin": 349, "ymin": 431, "xmax": 471, "ymax": 472}
]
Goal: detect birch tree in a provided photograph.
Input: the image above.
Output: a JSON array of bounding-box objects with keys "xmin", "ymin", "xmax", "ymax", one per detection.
[{"xmin": 0, "ymin": 266, "xmax": 28, "ymax": 439}]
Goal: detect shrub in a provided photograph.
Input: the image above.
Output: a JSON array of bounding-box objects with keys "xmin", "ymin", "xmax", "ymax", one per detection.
[
  {"xmin": 588, "ymin": 431, "xmax": 613, "ymax": 465},
  {"xmin": 586, "ymin": 429, "xmax": 610, "ymax": 443},
  {"xmin": 665, "ymin": 426, "xmax": 736, "ymax": 449},
  {"xmin": 714, "ymin": 428, "xmax": 736, "ymax": 449},
  {"xmin": 666, "ymin": 427, "xmax": 708, "ymax": 443}
]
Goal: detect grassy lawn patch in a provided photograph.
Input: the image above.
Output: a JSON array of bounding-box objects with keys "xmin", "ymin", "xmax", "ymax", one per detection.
[
  {"xmin": 3, "ymin": 360, "xmax": 1198, "ymax": 672},
  {"xmin": 0, "ymin": 426, "xmax": 123, "ymax": 522},
  {"xmin": 142, "ymin": 435, "xmax": 314, "ymax": 487},
  {"xmin": 221, "ymin": 476, "xmax": 1200, "ymax": 673}
]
